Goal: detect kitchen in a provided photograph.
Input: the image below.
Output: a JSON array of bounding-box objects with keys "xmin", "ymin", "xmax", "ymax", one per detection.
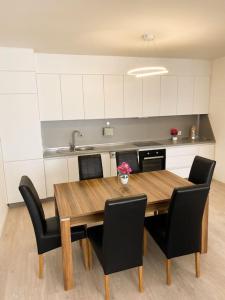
[{"xmin": 0, "ymin": 1, "xmax": 225, "ymax": 299}]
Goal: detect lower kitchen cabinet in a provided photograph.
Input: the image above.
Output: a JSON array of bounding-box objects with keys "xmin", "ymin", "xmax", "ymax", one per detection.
[{"xmin": 4, "ymin": 159, "xmax": 46, "ymax": 204}]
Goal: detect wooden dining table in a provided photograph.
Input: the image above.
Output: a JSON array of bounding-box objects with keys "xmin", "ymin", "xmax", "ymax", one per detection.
[{"xmin": 54, "ymin": 170, "xmax": 209, "ymax": 291}]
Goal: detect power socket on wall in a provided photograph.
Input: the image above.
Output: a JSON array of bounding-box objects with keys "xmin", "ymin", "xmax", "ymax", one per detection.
[{"xmin": 178, "ymin": 130, "xmax": 182, "ymax": 136}]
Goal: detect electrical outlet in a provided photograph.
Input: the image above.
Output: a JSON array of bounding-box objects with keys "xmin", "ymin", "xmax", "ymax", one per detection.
[{"xmin": 178, "ymin": 130, "xmax": 182, "ymax": 136}]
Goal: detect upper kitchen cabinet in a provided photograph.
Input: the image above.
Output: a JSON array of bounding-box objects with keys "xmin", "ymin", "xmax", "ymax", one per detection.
[
  {"xmin": 160, "ymin": 76, "xmax": 178, "ymax": 116},
  {"xmin": 37, "ymin": 74, "xmax": 62, "ymax": 121},
  {"xmin": 177, "ymin": 76, "xmax": 194, "ymax": 115},
  {"xmin": 142, "ymin": 76, "xmax": 161, "ymax": 117},
  {"xmin": 61, "ymin": 75, "xmax": 84, "ymax": 120},
  {"xmin": 0, "ymin": 71, "xmax": 36, "ymax": 94},
  {"xmin": 83, "ymin": 75, "xmax": 104, "ymax": 119},
  {"xmin": 104, "ymin": 75, "xmax": 124, "ymax": 118},
  {"xmin": 0, "ymin": 94, "xmax": 43, "ymax": 161},
  {"xmin": 193, "ymin": 76, "xmax": 210, "ymax": 114},
  {"xmin": 124, "ymin": 76, "xmax": 142, "ymax": 118}
]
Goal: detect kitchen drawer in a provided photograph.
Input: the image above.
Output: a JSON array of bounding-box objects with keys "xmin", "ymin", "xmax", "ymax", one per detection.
[
  {"xmin": 166, "ymin": 155, "xmax": 195, "ymax": 170},
  {"xmin": 166, "ymin": 145, "xmax": 199, "ymax": 157},
  {"xmin": 169, "ymin": 168, "xmax": 190, "ymax": 178}
]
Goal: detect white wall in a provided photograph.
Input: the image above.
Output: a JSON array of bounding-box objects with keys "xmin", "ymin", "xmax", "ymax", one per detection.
[
  {"xmin": 209, "ymin": 57, "xmax": 225, "ymax": 182},
  {"xmin": 0, "ymin": 140, "xmax": 7, "ymax": 236}
]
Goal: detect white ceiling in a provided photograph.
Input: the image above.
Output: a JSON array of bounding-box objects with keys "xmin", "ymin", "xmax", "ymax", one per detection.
[{"xmin": 1, "ymin": 0, "xmax": 225, "ymax": 59}]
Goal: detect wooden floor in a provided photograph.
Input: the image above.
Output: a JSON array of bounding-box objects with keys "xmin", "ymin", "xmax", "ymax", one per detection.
[{"xmin": 1, "ymin": 180, "xmax": 225, "ymax": 300}]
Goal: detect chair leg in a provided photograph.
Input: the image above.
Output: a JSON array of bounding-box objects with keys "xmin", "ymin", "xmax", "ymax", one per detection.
[
  {"xmin": 143, "ymin": 228, "xmax": 148, "ymax": 256},
  {"xmin": 104, "ymin": 275, "xmax": 110, "ymax": 300},
  {"xmin": 38, "ymin": 254, "xmax": 44, "ymax": 279},
  {"xmin": 87, "ymin": 239, "xmax": 93, "ymax": 270},
  {"xmin": 195, "ymin": 252, "xmax": 200, "ymax": 278},
  {"xmin": 166, "ymin": 259, "xmax": 171, "ymax": 285},
  {"xmin": 81, "ymin": 239, "xmax": 89, "ymax": 270},
  {"xmin": 138, "ymin": 266, "xmax": 144, "ymax": 293}
]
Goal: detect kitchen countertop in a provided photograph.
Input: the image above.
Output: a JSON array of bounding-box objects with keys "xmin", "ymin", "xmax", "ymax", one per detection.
[{"xmin": 43, "ymin": 137, "xmax": 215, "ymax": 158}]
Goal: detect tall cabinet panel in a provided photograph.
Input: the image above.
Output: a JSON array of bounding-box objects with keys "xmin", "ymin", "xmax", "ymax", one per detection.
[
  {"xmin": 142, "ymin": 76, "xmax": 161, "ymax": 117},
  {"xmin": 0, "ymin": 94, "xmax": 43, "ymax": 161},
  {"xmin": 61, "ymin": 75, "xmax": 84, "ymax": 120},
  {"xmin": 160, "ymin": 76, "xmax": 178, "ymax": 116},
  {"xmin": 177, "ymin": 76, "xmax": 194, "ymax": 115},
  {"xmin": 83, "ymin": 75, "xmax": 105, "ymax": 119},
  {"xmin": 124, "ymin": 76, "xmax": 142, "ymax": 118},
  {"xmin": 193, "ymin": 76, "xmax": 210, "ymax": 114},
  {"xmin": 37, "ymin": 74, "xmax": 62, "ymax": 121},
  {"xmin": 104, "ymin": 75, "xmax": 124, "ymax": 118}
]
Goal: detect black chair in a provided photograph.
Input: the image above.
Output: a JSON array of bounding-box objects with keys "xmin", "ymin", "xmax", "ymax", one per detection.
[
  {"xmin": 87, "ymin": 194, "xmax": 147, "ymax": 300},
  {"xmin": 189, "ymin": 155, "xmax": 216, "ymax": 185},
  {"xmin": 144, "ymin": 184, "xmax": 210, "ymax": 285},
  {"xmin": 116, "ymin": 150, "xmax": 140, "ymax": 173},
  {"xmin": 19, "ymin": 176, "xmax": 88, "ymax": 278},
  {"xmin": 78, "ymin": 154, "xmax": 103, "ymax": 180}
]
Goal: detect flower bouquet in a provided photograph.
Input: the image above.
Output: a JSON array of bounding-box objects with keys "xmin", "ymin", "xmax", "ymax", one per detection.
[
  {"xmin": 170, "ymin": 128, "xmax": 178, "ymax": 141},
  {"xmin": 117, "ymin": 162, "xmax": 132, "ymax": 185}
]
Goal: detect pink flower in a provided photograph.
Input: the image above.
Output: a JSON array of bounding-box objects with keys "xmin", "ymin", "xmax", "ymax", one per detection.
[{"xmin": 117, "ymin": 162, "xmax": 132, "ymax": 175}]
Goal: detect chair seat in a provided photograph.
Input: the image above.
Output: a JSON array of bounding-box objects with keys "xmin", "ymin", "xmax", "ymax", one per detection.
[
  {"xmin": 145, "ymin": 214, "xmax": 168, "ymax": 254},
  {"xmin": 87, "ymin": 225, "xmax": 104, "ymax": 266}
]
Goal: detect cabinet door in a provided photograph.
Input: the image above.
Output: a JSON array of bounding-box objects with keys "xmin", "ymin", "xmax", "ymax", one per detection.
[
  {"xmin": 104, "ymin": 75, "xmax": 124, "ymax": 118},
  {"xmin": 198, "ymin": 144, "xmax": 215, "ymax": 160},
  {"xmin": 0, "ymin": 141, "xmax": 8, "ymax": 231},
  {"xmin": 61, "ymin": 75, "xmax": 84, "ymax": 120},
  {"xmin": 193, "ymin": 77, "xmax": 210, "ymax": 114},
  {"xmin": 110, "ymin": 154, "xmax": 117, "ymax": 176},
  {"xmin": 160, "ymin": 76, "xmax": 178, "ymax": 116},
  {"xmin": 83, "ymin": 75, "xmax": 104, "ymax": 119},
  {"xmin": 44, "ymin": 158, "xmax": 68, "ymax": 197},
  {"xmin": 68, "ymin": 157, "xmax": 79, "ymax": 182},
  {"xmin": 4, "ymin": 159, "xmax": 46, "ymax": 204},
  {"xmin": 0, "ymin": 71, "xmax": 36, "ymax": 94},
  {"xmin": 124, "ymin": 76, "xmax": 142, "ymax": 118},
  {"xmin": 142, "ymin": 76, "xmax": 161, "ymax": 117},
  {"xmin": 37, "ymin": 74, "xmax": 62, "ymax": 121},
  {"xmin": 0, "ymin": 94, "xmax": 43, "ymax": 161},
  {"xmin": 101, "ymin": 153, "xmax": 111, "ymax": 177},
  {"xmin": 177, "ymin": 76, "xmax": 194, "ymax": 115}
]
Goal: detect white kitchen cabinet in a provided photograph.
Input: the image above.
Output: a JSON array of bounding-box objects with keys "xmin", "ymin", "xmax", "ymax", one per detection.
[
  {"xmin": 37, "ymin": 74, "xmax": 62, "ymax": 121},
  {"xmin": 104, "ymin": 75, "xmax": 124, "ymax": 118},
  {"xmin": 83, "ymin": 75, "xmax": 104, "ymax": 119},
  {"xmin": 198, "ymin": 144, "xmax": 215, "ymax": 160},
  {"xmin": 101, "ymin": 153, "xmax": 111, "ymax": 177},
  {"xmin": 0, "ymin": 140, "xmax": 8, "ymax": 234},
  {"xmin": 110, "ymin": 153, "xmax": 117, "ymax": 176},
  {"xmin": 68, "ymin": 157, "xmax": 79, "ymax": 182},
  {"xmin": 44, "ymin": 158, "xmax": 68, "ymax": 197},
  {"xmin": 4, "ymin": 159, "xmax": 46, "ymax": 203},
  {"xmin": 0, "ymin": 71, "xmax": 36, "ymax": 94},
  {"xmin": 193, "ymin": 77, "xmax": 210, "ymax": 114},
  {"xmin": 142, "ymin": 76, "xmax": 161, "ymax": 117},
  {"xmin": 124, "ymin": 76, "xmax": 142, "ymax": 118},
  {"xmin": 61, "ymin": 75, "xmax": 84, "ymax": 120},
  {"xmin": 177, "ymin": 76, "xmax": 194, "ymax": 115},
  {"xmin": 160, "ymin": 76, "xmax": 178, "ymax": 116},
  {"xmin": 0, "ymin": 94, "xmax": 43, "ymax": 161}
]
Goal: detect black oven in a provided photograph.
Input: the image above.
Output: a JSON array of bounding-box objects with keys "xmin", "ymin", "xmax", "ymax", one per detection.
[{"xmin": 138, "ymin": 149, "xmax": 166, "ymax": 172}]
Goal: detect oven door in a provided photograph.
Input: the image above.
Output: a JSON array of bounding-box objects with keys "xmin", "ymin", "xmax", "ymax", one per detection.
[{"xmin": 141, "ymin": 156, "xmax": 165, "ymax": 172}]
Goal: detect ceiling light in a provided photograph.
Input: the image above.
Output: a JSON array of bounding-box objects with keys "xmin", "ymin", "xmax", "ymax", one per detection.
[
  {"xmin": 127, "ymin": 66, "xmax": 168, "ymax": 78},
  {"xmin": 127, "ymin": 34, "xmax": 169, "ymax": 77}
]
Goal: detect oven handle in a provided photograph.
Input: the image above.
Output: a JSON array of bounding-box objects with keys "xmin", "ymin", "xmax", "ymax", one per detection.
[{"xmin": 143, "ymin": 156, "xmax": 165, "ymax": 160}]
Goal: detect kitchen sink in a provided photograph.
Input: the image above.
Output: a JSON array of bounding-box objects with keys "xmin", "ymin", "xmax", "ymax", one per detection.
[{"xmin": 56, "ymin": 146, "xmax": 95, "ymax": 155}]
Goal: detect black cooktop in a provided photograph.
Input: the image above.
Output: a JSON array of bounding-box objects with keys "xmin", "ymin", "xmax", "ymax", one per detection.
[{"xmin": 133, "ymin": 141, "xmax": 161, "ymax": 147}]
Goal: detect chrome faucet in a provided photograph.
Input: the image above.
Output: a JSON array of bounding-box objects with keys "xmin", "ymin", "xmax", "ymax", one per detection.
[{"xmin": 70, "ymin": 130, "xmax": 83, "ymax": 151}]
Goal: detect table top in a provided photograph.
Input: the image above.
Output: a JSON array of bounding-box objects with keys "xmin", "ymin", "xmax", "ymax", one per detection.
[{"xmin": 54, "ymin": 170, "xmax": 192, "ymax": 220}]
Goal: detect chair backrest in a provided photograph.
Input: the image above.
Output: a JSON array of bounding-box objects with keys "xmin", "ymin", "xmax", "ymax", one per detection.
[
  {"xmin": 116, "ymin": 150, "xmax": 140, "ymax": 173},
  {"xmin": 166, "ymin": 184, "xmax": 210, "ymax": 258},
  {"xmin": 19, "ymin": 176, "xmax": 46, "ymax": 248},
  {"xmin": 102, "ymin": 194, "xmax": 147, "ymax": 275},
  {"xmin": 78, "ymin": 154, "xmax": 103, "ymax": 180},
  {"xmin": 188, "ymin": 155, "xmax": 216, "ymax": 185}
]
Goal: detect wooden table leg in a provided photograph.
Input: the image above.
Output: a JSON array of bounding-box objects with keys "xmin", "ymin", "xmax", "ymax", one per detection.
[
  {"xmin": 54, "ymin": 198, "xmax": 59, "ymax": 217},
  {"xmin": 201, "ymin": 197, "xmax": 209, "ymax": 254},
  {"xmin": 60, "ymin": 218, "xmax": 74, "ymax": 290}
]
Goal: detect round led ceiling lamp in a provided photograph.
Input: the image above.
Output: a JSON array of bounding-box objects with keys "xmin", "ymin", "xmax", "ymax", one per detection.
[{"xmin": 127, "ymin": 34, "xmax": 169, "ymax": 77}]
